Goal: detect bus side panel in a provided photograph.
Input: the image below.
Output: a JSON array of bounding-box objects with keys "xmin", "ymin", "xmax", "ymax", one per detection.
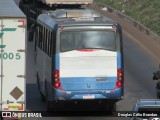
[
  {"xmin": 36, "ymin": 48, "xmax": 52, "ymax": 97},
  {"xmin": 45, "ymin": 54, "xmax": 52, "ymax": 100},
  {"xmin": 36, "ymin": 48, "xmax": 46, "ymax": 94},
  {"xmin": 1, "ymin": 18, "xmax": 26, "ymax": 111}
]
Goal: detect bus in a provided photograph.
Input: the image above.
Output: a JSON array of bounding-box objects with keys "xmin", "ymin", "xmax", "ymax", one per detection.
[{"xmin": 34, "ymin": 9, "xmax": 124, "ymax": 111}]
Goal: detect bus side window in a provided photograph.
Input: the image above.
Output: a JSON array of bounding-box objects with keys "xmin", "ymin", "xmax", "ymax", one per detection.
[
  {"xmin": 35, "ymin": 25, "xmax": 39, "ymax": 50},
  {"xmin": 47, "ymin": 31, "xmax": 51, "ymax": 57},
  {"xmin": 50, "ymin": 32, "xmax": 54, "ymax": 57},
  {"xmin": 41, "ymin": 27, "xmax": 44, "ymax": 51},
  {"xmin": 46, "ymin": 29, "xmax": 49, "ymax": 55},
  {"xmin": 41, "ymin": 26, "xmax": 43, "ymax": 50},
  {"xmin": 47, "ymin": 29, "xmax": 49, "ymax": 55},
  {"xmin": 36, "ymin": 25, "xmax": 38, "ymax": 47},
  {"xmin": 39, "ymin": 25, "xmax": 42, "ymax": 49},
  {"xmin": 44, "ymin": 28, "xmax": 46, "ymax": 53},
  {"xmin": 45, "ymin": 28, "xmax": 47, "ymax": 53},
  {"xmin": 43, "ymin": 27, "xmax": 45, "ymax": 52}
]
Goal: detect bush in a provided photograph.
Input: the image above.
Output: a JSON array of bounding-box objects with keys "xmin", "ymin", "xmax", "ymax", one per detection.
[{"xmin": 94, "ymin": 0, "xmax": 160, "ymax": 36}]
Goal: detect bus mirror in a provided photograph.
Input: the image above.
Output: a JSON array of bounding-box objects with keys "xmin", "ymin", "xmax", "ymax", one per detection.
[
  {"xmin": 28, "ymin": 30, "xmax": 34, "ymax": 42},
  {"xmin": 28, "ymin": 23, "xmax": 36, "ymax": 42}
]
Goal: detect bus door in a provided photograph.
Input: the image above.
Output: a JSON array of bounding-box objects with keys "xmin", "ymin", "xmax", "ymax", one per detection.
[{"xmin": 59, "ymin": 30, "xmax": 118, "ymax": 92}]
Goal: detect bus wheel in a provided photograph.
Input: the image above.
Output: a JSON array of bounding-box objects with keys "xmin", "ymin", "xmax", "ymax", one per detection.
[
  {"xmin": 46, "ymin": 99, "xmax": 53, "ymax": 112},
  {"xmin": 112, "ymin": 103, "xmax": 116, "ymax": 115},
  {"xmin": 108, "ymin": 103, "xmax": 116, "ymax": 115}
]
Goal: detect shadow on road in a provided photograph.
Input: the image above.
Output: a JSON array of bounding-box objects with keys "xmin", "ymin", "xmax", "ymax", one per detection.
[{"xmin": 26, "ymin": 84, "xmax": 114, "ymax": 117}]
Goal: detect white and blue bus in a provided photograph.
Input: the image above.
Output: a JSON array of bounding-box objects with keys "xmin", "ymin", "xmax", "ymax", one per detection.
[{"xmin": 35, "ymin": 9, "xmax": 124, "ymax": 111}]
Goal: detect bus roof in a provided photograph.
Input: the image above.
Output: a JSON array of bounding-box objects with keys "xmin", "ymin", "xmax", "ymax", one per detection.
[
  {"xmin": 0, "ymin": 0, "xmax": 25, "ymax": 18},
  {"xmin": 37, "ymin": 9, "xmax": 119, "ymax": 29}
]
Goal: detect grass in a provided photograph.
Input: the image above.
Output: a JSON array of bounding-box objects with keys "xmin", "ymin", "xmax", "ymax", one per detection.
[{"xmin": 94, "ymin": 0, "xmax": 160, "ymax": 36}]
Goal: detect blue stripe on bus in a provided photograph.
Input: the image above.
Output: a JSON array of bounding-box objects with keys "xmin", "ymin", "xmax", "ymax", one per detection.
[
  {"xmin": 117, "ymin": 52, "xmax": 122, "ymax": 69},
  {"xmin": 55, "ymin": 54, "xmax": 60, "ymax": 69}
]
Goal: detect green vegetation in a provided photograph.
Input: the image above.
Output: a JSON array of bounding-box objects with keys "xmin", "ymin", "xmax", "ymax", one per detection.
[{"xmin": 94, "ymin": 0, "xmax": 160, "ymax": 36}]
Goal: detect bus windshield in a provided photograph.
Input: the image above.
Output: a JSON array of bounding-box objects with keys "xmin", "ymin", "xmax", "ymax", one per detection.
[{"xmin": 60, "ymin": 31, "xmax": 116, "ymax": 52}]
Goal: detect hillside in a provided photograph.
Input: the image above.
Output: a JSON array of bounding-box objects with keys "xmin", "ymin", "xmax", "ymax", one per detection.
[{"xmin": 94, "ymin": 0, "xmax": 160, "ymax": 36}]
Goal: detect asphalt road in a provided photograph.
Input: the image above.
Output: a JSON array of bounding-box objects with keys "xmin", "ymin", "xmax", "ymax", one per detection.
[{"xmin": 117, "ymin": 31, "xmax": 157, "ymax": 111}]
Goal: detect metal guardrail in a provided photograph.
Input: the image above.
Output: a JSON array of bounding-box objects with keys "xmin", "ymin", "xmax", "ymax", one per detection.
[{"xmin": 91, "ymin": 2, "xmax": 160, "ymax": 42}]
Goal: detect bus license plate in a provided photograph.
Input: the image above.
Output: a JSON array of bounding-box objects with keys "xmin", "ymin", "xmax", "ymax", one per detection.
[{"xmin": 83, "ymin": 95, "xmax": 95, "ymax": 99}]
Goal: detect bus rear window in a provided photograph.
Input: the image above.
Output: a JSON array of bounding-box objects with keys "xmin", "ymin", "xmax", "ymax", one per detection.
[{"xmin": 60, "ymin": 31, "xmax": 116, "ymax": 52}]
